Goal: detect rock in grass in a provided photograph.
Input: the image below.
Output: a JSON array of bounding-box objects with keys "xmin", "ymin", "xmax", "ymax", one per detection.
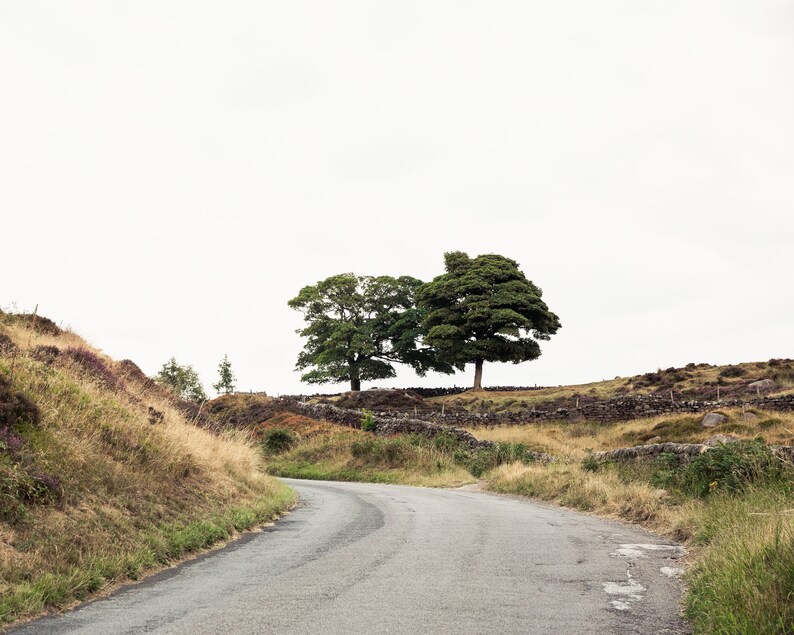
[
  {"xmin": 701, "ymin": 412, "xmax": 728, "ymax": 428},
  {"xmin": 748, "ymin": 378, "xmax": 776, "ymax": 392},
  {"xmin": 704, "ymin": 434, "xmax": 739, "ymax": 446}
]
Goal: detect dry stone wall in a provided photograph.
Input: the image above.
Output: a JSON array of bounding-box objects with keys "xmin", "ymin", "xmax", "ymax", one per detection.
[
  {"xmin": 284, "ymin": 386, "xmax": 549, "ymax": 399},
  {"xmin": 274, "ymin": 397, "xmax": 492, "ymax": 449},
  {"xmin": 404, "ymin": 386, "xmax": 548, "ymax": 398},
  {"xmin": 367, "ymin": 394, "xmax": 794, "ymax": 427},
  {"xmin": 592, "ymin": 441, "xmax": 794, "ymax": 466}
]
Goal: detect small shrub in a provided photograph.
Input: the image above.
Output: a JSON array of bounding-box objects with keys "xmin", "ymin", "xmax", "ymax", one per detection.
[
  {"xmin": 23, "ymin": 470, "xmax": 63, "ymax": 505},
  {"xmin": 0, "ymin": 455, "xmax": 63, "ymax": 522},
  {"xmin": 459, "ymin": 442, "xmax": 538, "ymax": 477},
  {"xmin": 430, "ymin": 432, "xmax": 462, "ymax": 453},
  {"xmin": 771, "ymin": 367, "xmax": 794, "ymax": 385},
  {"xmin": 147, "ymin": 407, "xmax": 165, "ymax": 425},
  {"xmin": 644, "ymin": 372, "xmax": 663, "ymax": 384},
  {"xmin": 0, "ymin": 425, "xmax": 23, "ymax": 455},
  {"xmin": 12, "ymin": 313, "xmax": 62, "ymax": 335},
  {"xmin": 682, "ymin": 440, "xmax": 791, "ymax": 497},
  {"xmin": 261, "ymin": 428, "xmax": 298, "ymax": 454},
  {"xmin": 719, "ymin": 365, "xmax": 747, "ymax": 378},
  {"xmin": 581, "ymin": 454, "xmax": 600, "ymax": 472},
  {"xmin": 493, "ymin": 443, "xmax": 539, "ymax": 465},
  {"xmin": 361, "ymin": 410, "xmax": 376, "ymax": 432},
  {"xmin": 349, "ymin": 438, "xmax": 408, "ymax": 468},
  {"xmin": 29, "ymin": 345, "xmax": 60, "ymax": 365},
  {"xmin": 155, "ymin": 357, "xmax": 207, "ymax": 403},
  {"xmin": 0, "ymin": 377, "xmax": 40, "ymax": 429},
  {"xmin": 649, "ymin": 452, "xmax": 684, "ymax": 490}
]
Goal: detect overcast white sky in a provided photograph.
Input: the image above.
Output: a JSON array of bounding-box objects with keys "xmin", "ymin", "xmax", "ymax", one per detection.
[{"xmin": 2, "ymin": 1, "xmax": 793, "ymax": 395}]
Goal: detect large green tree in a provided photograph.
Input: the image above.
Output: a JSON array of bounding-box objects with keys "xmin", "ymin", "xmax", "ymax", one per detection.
[
  {"xmin": 417, "ymin": 252, "xmax": 561, "ymax": 390},
  {"xmin": 289, "ymin": 273, "xmax": 453, "ymax": 391}
]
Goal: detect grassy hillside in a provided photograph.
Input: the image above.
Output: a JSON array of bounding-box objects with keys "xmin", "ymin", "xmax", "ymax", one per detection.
[
  {"xmin": 0, "ymin": 313, "xmax": 295, "ymax": 625},
  {"xmin": 468, "ymin": 408, "xmax": 794, "ymax": 455},
  {"xmin": 424, "ymin": 359, "xmax": 794, "ymax": 413}
]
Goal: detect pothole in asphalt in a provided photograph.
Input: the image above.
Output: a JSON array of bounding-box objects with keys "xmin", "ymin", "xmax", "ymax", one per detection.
[
  {"xmin": 603, "ymin": 543, "xmax": 685, "ymax": 612},
  {"xmin": 611, "ymin": 543, "xmax": 684, "ymax": 559},
  {"xmin": 660, "ymin": 566, "xmax": 684, "ymax": 578},
  {"xmin": 603, "ymin": 569, "xmax": 646, "ymax": 612}
]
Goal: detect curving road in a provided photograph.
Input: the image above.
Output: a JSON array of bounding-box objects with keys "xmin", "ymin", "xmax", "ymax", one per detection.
[{"xmin": 13, "ymin": 479, "xmax": 689, "ymax": 634}]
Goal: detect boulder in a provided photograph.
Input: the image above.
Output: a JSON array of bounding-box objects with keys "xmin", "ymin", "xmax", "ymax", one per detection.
[
  {"xmin": 741, "ymin": 411, "xmax": 759, "ymax": 422},
  {"xmin": 748, "ymin": 378, "xmax": 776, "ymax": 392},
  {"xmin": 701, "ymin": 412, "xmax": 728, "ymax": 428},
  {"xmin": 704, "ymin": 434, "xmax": 739, "ymax": 447}
]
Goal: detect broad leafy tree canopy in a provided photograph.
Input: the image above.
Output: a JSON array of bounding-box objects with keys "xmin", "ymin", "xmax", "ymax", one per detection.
[
  {"xmin": 289, "ymin": 273, "xmax": 452, "ymax": 390},
  {"xmin": 417, "ymin": 252, "xmax": 561, "ymax": 388}
]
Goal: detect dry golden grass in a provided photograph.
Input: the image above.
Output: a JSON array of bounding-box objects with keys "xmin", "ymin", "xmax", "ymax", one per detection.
[
  {"xmin": 468, "ymin": 408, "xmax": 794, "ymax": 459},
  {"xmin": 0, "ymin": 316, "xmax": 294, "ymax": 625},
  {"xmin": 488, "ymin": 461, "xmax": 679, "ymax": 528},
  {"xmin": 2, "ymin": 321, "xmax": 86, "ymax": 353}
]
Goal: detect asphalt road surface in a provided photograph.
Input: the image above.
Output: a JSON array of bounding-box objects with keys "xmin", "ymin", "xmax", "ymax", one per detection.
[{"xmin": 13, "ymin": 479, "xmax": 689, "ymax": 634}]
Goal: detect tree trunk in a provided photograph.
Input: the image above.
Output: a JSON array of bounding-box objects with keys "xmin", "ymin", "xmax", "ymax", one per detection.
[
  {"xmin": 350, "ymin": 377, "xmax": 361, "ymax": 392},
  {"xmin": 473, "ymin": 359, "xmax": 484, "ymax": 390}
]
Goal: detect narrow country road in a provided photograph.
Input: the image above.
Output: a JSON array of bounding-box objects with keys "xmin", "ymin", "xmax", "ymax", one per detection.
[{"xmin": 13, "ymin": 480, "xmax": 689, "ymax": 634}]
